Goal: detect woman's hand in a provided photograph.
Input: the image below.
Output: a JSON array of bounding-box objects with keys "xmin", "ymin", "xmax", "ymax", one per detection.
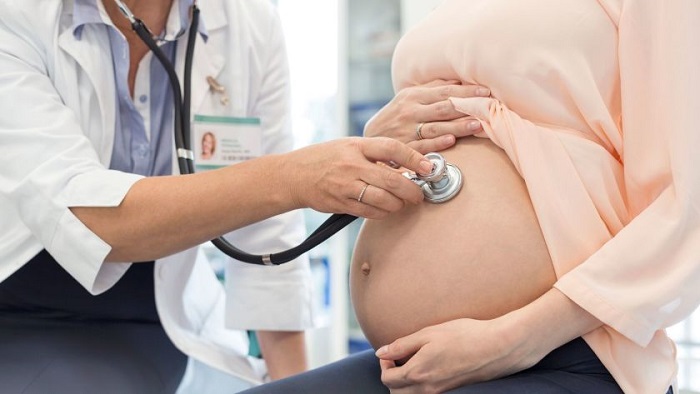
[
  {"xmin": 375, "ymin": 289, "xmax": 602, "ymax": 393},
  {"xmin": 285, "ymin": 137, "xmax": 433, "ymax": 220},
  {"xmin": 364, "ymin": 80, "xmax": 490, "ymax": 154},
  {"xmin": 375, "ymin": 317, "xmax": 538, "ymax": 394}
]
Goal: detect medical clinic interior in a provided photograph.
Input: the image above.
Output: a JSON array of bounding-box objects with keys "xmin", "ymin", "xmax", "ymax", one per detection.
[
  {"xmin": 263, "ymin": 1, "xmax": 700, "ymax": 393},
  {"xmin": 3, "ymin": 0, "xmax": 700, "ymax": 393}
]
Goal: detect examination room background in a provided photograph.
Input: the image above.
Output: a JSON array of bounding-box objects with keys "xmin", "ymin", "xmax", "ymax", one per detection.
[{"xmin": 201, "ymin": 0, "xmax": 700, "ymax": 391}]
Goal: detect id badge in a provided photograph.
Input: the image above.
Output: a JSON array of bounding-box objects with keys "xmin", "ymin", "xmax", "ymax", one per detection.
[{"xmin": 193, "ymin": 115, "xmax": 262, "ymax": 171}]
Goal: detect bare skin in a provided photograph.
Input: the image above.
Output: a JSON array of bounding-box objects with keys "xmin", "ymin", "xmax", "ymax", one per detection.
[{"xmin": 351, "ymin": 137, "xmax": 556, "ymax": 349}]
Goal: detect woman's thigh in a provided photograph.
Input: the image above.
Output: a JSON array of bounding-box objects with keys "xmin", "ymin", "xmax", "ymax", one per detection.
[
  {"xmin": 446, "ymin": 337, "xmax": 622, "ymax": 394},
  {"xmin": 240, "ymin": 338, "xmax": 626, "ymax": 394},
  {"xmin": 240, "ymin": 350, "xmax": 388, "ymax": 394}
]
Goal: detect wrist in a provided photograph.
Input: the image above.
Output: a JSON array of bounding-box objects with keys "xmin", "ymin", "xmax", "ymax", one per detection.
[
  {"xmin": 498, "ymin": 288, "xmax": 603, "ymax": 368},
  {"xmin": 493, "ymin": 312, "xmax": 543, "ymax": 371},
  {"xmin": 269, "ymin": 153, "xmax": 305, "ymax": 211}
]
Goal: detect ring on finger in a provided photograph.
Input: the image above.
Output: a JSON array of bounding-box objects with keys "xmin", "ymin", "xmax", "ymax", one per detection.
[
  {"xmin": 415, "ymin": 122, "xmax": 426, "ymax": 140},
  {"xmin": 357, "ymin": 183, "xmax": 370, "ymax": 203}
]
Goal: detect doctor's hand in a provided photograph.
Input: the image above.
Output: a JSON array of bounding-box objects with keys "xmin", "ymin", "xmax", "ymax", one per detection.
[
  {"xmin": 364, "ymin": 80, "xmax": 490, "ymax": 154},
  {"xmin": 375, "ymin": 317, "xmax": 539, "ymax": 393},
  {"xmin": 285, "ymin": 137, "xmax": 432, "ymax": 220}
]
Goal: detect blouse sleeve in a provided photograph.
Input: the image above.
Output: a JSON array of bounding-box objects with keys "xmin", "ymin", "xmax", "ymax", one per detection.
[
  {"xmin": 449, "ymin": 1, "xmax": 700, "ymax": 348},
  {"xmin": 554, "ymin": 0, "xmax": 700, "ymax": 347}
]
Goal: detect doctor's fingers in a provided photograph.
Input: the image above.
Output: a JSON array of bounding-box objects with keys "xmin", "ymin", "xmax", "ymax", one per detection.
[{"xmin": 357, "ymin": 164, "xmax": 424, "ymax": 207}]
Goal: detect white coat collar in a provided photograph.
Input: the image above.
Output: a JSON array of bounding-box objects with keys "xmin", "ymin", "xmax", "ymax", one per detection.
[{"xmin": 56, "ymin": 0, "xmax": 225, "ymax": 168}]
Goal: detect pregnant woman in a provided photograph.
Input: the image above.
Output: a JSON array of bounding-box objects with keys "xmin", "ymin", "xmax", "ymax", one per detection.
[{"xmin": 242, "ymin": 1, "xmax": 699, "ymax": 393}]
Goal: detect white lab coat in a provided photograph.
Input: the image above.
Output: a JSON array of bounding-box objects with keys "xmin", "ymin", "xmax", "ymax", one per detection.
[{"xmin": 0, "ymin": 0, "xmax": 314, "ymax": 385}]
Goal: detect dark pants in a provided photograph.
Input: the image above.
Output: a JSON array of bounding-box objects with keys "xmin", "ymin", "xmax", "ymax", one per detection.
[
  {"xmin": 0, "ymin": 250, "xmax": 187, "ymax": 394},
  {"xmin": 240, "ymin": 337, "xmax": 626, "ymax": 394}
]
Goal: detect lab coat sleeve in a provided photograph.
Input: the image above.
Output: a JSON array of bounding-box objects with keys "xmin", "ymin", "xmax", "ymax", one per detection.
[
  {"xmin": 554, "ymin": 0, "xmax": 700, "ymax": 347},
  {"xmin": 0, "ymin": 3, "xmax": 139, "ymax": 293},
  {"xmin": 222, "ymin": 6, "xmax": 314, "ymax": 331}
]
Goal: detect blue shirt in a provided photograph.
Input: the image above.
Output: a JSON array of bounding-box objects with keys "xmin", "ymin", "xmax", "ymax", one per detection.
[{"xmin": 72, "ymin": 0, "xmax": 207, "ymax": 176}]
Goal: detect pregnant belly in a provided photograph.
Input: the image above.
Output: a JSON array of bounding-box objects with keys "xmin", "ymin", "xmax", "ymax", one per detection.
[{"xmin": 350, "ymin": 137, "xmax": 555, "ymax": 349}]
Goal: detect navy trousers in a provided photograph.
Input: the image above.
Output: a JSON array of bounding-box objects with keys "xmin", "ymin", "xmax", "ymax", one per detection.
[
  {"xmin": 240, "ymin": 337, "xmax": 628, "ymax": 394},
  {"xmin": 0, "ymin": 250, "xmax": 187, "ymax": 394}
]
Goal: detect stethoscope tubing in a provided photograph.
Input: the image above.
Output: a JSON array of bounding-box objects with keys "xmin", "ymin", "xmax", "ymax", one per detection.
[{"xmin": 122, "ymin": 3, "xmax": 357, "ymax": 265}]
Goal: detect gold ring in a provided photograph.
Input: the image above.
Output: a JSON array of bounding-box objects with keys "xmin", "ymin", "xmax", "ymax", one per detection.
[
  {"xmin": 416, "ymin": 122, "xmax": 425, "ymax": 140},
  {"xmin": 357, "ymin": 183, "xmax": 370, "ymax": 203}
]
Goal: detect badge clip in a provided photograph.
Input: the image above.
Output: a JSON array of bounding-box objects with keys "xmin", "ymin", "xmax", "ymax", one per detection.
[{"xmin": 206, "ymin": 76, "xmax": 230, "ymax": 106}]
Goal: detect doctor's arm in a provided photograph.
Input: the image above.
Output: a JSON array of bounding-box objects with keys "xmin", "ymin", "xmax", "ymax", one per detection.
[{"xmin": 71, "ymin": 138, "xmax": 432, "ymax": 263}]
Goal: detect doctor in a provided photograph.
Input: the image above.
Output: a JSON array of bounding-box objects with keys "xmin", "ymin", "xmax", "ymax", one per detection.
[{"xmin": 0, "ymin": 0, "xmax": 436, "ymax": 393}]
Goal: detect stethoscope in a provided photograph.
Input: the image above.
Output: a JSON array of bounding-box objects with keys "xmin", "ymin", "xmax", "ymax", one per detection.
[{"xmin": 114, "ymin": 0, "xmax": 463, "ymax": 265}]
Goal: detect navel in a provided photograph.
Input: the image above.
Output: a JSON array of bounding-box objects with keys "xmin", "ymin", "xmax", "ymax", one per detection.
[{"xmin": 361, "ymin": 262, "xmax": 371, "ymax": 276}]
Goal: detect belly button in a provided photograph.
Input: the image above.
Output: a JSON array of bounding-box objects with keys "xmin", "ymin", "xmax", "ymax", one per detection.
[{"xmin": 361, "ymin": 262, "xmax": 371, "ymax": 276}]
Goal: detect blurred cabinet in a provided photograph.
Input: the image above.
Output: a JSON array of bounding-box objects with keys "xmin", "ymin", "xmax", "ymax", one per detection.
[
  {"xmin": 347, "ymin": 0, "xmax": 401, "ymax": 137},
  {"xmin": 273, "ymin": 0, "xmax": 442, "ymax": 367},
  {"xmin": 345, "ymin": 0, "xmax": 402, "ymax": 353}
]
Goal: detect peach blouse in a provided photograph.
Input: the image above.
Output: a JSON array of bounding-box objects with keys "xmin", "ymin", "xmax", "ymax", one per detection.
[{"xmin": 392, "ymin": 0, "xmax": 700, "ymax": 392}]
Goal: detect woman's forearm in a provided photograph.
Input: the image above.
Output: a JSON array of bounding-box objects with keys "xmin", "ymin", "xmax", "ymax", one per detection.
[{"xmin": 504, "ymin": 288, "xmax": 603, "ymax": 366}]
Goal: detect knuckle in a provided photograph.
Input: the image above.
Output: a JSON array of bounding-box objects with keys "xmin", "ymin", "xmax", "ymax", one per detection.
[
  {"xmin": 382, "ymin": 170, "xmax": 403, "ymax": 189},
  {"xmin": 362, "ymin": 206, "xmax": 383, "ymax": 220},
  {"xmin": 380, "ymin": 191, "xmax": 404, "ymax": 213},
  {"xmin": 435, "ymin": 101, "xmax": 453, "ymax": 117},
  {"xmin": 438, "ymin": 85, "xmax": 453, "ymax": 99},
  {"xmin": 377, "ymin": 137, "xmax": 398, "ymax": 154},
  {"xmin": 396, "ymin": 107, "xmax": 413, "ymax": 124},
  {"xmin": 422, "ymin": 123, "xmax": 435, "ymax": 138},
  {"xmin": 395, "ymin": 88, "xmax": 413, "ymax": 103},
  {"xmin": 405, "ymin": 367, "xmax": 428, "ymax": 384}
]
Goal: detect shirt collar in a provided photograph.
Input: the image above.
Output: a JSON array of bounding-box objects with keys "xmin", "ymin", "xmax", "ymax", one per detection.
[{"xmin": 72, "ymin": 0, "xmax": 208, "ymax": 41}]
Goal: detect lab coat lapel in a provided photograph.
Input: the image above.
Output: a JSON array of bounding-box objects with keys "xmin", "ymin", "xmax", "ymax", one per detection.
[
  {"xmin": 172, "ymin": 32, "xmax": 224, "ymax": 175},
  {"xmin": 57, "ymin": 27, "xmax": 117, "ymax": 166},
  {"xmin": 175, "ymin": 33, "xmax": 226, "ymax": 118}
]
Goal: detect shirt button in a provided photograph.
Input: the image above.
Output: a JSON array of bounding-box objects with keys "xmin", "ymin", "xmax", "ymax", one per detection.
[{"xmin": 139, "ymin": 95, "xmax": 148, "ymax": 103}]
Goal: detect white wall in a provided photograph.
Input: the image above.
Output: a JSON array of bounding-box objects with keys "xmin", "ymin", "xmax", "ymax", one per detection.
[{"xmin": 400, "ymin": 0, "xmax": 444, "ymax": 33}]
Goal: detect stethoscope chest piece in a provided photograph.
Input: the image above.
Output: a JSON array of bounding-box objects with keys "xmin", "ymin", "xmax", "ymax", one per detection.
[{"xmin": 404, "ymin": 152, "xmax": 463, "ymax": 203}]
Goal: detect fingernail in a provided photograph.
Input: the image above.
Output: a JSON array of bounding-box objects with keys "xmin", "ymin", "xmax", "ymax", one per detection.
[
  {"xmin": 477, "ymin": 87, "xmax": 491, "ymax": 96},
  {"xmin": 419, "ymin": 160, "xmax": 433, "ymax": 174},
  {"xmin": 468, "ymin": 120, "xmax": 482, "ymax": 131},
  {"xmin": 376, "ymin": 346, "xmax": 388, "ymax": 357}
]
